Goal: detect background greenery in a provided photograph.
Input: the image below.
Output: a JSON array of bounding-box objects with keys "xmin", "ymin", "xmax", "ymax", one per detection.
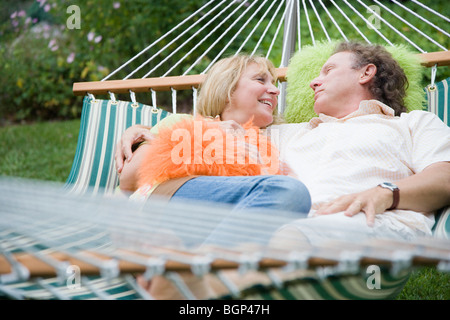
[
  {"xmin": 0, "ymin": 0, "xmax": 449, "ymax": 300},
  {"xmin": 0, "ymin": 0, "xmax": 209, "ymax": 123}
]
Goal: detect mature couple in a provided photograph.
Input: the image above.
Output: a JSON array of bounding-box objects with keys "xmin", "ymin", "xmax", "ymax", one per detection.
[{"xmin": 115, "ymin": 41, "xmax": 450, "ymax": 246}]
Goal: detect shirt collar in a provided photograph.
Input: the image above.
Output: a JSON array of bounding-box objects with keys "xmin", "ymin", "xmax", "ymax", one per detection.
[{"xmin": 308, "ymin": 100, "xmax": 395, "ymax": 129}]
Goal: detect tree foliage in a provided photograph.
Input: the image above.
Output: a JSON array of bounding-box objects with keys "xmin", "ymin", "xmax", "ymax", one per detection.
[{"xmin": 0, "ymin": 0, "xmax": 209, "ymax": 123}]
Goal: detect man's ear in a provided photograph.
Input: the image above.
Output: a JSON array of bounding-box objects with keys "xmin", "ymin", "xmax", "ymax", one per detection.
[{"xmin": 359, "ymin": 64, "xmax": 377, "ymax": 84}]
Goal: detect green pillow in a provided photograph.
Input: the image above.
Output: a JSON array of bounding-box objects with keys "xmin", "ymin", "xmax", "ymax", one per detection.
[{"xmin": 284, "ymin": 40, "xmax": 425, "ymax": 123}]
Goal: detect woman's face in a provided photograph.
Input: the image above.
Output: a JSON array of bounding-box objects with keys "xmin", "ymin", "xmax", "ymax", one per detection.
[{"xmin": 221, "ymin": 63, "xmax": 280, "ymax": 128}]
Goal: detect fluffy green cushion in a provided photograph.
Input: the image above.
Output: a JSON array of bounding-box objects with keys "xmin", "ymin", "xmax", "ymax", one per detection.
[{"xmin": 284, "ymin": 40, "xmax": 425, "ymax": 123}]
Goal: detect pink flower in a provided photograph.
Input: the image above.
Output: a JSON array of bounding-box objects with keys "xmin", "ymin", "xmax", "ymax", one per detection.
[
  {"xmin": 48, "ymin": 39, "xmax": 58, "ymax": 51},
  {"xmin": 113, "ymin": 2, "xmax": 120, "ymax": 9},
  {"xmin": 87, "ymin": 31, "xmax": 95, "ymax": 41},
  {"xmin": 44, "ymin": 4, "xmax": 51, "ymax": 12},
  {"xmin": 67, "ymin": 52, "xmax": 75, "ymax": 64},
  {"xmin": 87, "ymin": 32, "xmax": 102, "ymax": 43},
  {"xmin": 10, "ymin": 12, "xmax": 17, "ymax": 19}
]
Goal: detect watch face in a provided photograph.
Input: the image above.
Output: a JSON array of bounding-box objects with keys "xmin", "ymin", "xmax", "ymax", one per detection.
[
  {"xmin": 380, "ymin": 182, "xmax": 398, "ymax": 190},
  {"xmin": 382, "ymin": 182, "xmax": 395, "ymax": 188}
]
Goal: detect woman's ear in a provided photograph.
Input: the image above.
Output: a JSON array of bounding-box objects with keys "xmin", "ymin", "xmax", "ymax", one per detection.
[{"xmin": 359, "ymin": 64, "xmax": 377, "ymax": 84}]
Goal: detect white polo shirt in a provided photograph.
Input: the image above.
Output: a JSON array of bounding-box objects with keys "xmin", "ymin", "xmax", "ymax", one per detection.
[{"xmin": 270, "ymin": 100, "xmax": 450, "ymax": 241}]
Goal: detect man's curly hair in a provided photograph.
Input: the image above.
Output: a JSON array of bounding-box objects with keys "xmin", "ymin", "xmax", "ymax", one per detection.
[{"xmin": 334, "ymin": 41, "xmax": 408, "ymax": 115}]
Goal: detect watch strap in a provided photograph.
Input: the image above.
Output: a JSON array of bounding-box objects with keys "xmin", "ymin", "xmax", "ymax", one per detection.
[
  {"xmin": 388, "ymin": 187, "xmax": 399, "ymax": 210},
  {"xmin": 378, "ymin": 182, "xmax": 399, "ymax": 210}
]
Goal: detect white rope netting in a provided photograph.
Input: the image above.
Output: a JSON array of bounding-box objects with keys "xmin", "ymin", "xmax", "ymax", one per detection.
[{"xmin": 96, "ymin": 0, "xmax": 448, "ymax": 113}]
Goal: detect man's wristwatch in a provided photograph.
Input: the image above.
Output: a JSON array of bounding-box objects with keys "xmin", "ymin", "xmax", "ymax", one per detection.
[{"xmin": 377, "ymin": 182, "xmax": 399, "ymax": 210}]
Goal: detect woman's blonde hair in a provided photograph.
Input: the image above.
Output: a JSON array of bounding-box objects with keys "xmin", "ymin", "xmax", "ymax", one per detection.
[{"xmin": 196, "ymin": 54, "xmax": 278, "ymax": 118}]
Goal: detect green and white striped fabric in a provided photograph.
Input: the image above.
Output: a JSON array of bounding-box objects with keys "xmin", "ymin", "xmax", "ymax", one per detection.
[
  {"xmin": 234, "ymin": 268, "xmax": 411, "ymax": 300},
  {"xmin": 426, "ymin": 77, "xmax": 449, "ymax": 126},
  {"xmin": 426, "ymin": 77, "xmax": 450, "ymax": 240},
  {"xmin": 433, "ymin": 207, "xmax": 450, "ymax": 240},
  {"xmin": 65, "ymin": 97, "xmax": 170, "ymax": 195}
]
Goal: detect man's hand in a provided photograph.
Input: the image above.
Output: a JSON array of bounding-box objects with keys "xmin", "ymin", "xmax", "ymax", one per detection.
[
  {"xmin": 115, "ymin": 125, "xmax": 154, "ymax": 173},
  {"xmin": 219, "ymin": 119, "xmax": 246, "ymax": 136},
  {"xmin": 314, "ymin": 186, "xmax": 394, "ymax": 227}
]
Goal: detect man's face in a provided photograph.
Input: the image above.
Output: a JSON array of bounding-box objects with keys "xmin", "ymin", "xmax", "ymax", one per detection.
[{"xmin": 309, "ymin": 51, "xmax": 365, "ymax": 118}]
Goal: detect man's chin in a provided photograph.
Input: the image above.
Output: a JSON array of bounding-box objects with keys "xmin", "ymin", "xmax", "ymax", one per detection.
[{"xmin": 313, "ymin": 103, "xmax": 322, "ymax": 116}]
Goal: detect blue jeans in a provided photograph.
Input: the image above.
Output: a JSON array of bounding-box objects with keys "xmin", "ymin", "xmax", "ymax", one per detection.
[{"xmin": 170, "ymin": 175, "xmax": 311, "ymax": 247}]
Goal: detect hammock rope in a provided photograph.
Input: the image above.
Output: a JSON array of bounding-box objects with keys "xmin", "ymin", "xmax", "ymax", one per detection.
[
  {"xmin": 104, "ymin": 0, "xmax": 449, "ymax": 81},
  {"xmin": 391, "ymin": 0, "xmax": 450, "ymax": 38},
  {"xmin": 145, "ymin": 0, "xmax": 238, "ymax": 79},
  {"xmin": 359, "ymin": 0, "xmax": 424, "ymax": 52},
  {"xmin": 373, "ymin": 0, "xmax": 446, "ymax": 51},
  {"xmin": 181, "ymin": 0, "xmax": 262, "ymax": 76},
  {"xmin": 101, "ymin": 0, "xmax": 217, "ymax": 81}
]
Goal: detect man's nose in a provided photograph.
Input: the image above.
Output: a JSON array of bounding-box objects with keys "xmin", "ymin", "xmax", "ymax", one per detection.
[{"xmin": 310, "ymin": 78, "xmax": 320, "ymax": 90}]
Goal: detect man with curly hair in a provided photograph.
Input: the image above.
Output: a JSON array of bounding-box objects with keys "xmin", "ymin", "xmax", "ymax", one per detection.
[{"xmin": 269, "ymin": 41, "xmax": 449, "ymax": 245}]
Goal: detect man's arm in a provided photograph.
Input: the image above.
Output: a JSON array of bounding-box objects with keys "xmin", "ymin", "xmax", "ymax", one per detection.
[
  {"xmin": 118, "ymin": 143, "xmax": 152, "ymax": 193},
  {"xmin": 395, "ymin": 161, "xmax": 450, "ymax": 212},
  {"xmin": 115, "ymin": 125, "xmax": 154, "ymax": 174},
  {"xmin": 315, "ymin": 161, "xmax": 450, "ymax": 226}
]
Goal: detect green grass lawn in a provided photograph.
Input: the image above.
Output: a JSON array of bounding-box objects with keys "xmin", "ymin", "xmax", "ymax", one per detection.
[
  {"xmin": 0, "ymin": 120, "xmax": 80, "ymax": 182},
  {"xmin": 0, "ymin": 119, "xmax": 449, "ymax": 300}
]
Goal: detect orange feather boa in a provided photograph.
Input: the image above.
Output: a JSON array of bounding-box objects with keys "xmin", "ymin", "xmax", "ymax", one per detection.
[{"xmin": 137, "ymin": 116, "xmax": 281, "ymax": 188}]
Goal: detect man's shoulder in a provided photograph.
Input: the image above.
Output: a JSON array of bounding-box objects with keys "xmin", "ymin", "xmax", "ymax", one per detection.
[
  {"xmin": 400, "ymin": 109, "xmax": 440, "ymax": 122},
  {"xmin": 400, "ymin": 109, "xmax": 449, "ymax": 130}
]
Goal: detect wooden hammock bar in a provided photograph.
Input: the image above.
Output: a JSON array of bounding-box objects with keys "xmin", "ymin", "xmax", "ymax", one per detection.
[
  {"xmin": 1, "ymin": 239, "xmax": 448, "ymax": 278},
  {"xmin": 72, "ymin": 51, "xmax": 450, "ymax": 96}
]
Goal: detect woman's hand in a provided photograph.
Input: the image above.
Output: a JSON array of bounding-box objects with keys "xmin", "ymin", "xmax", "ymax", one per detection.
[
  {"xmin": 115, "ymin": 125, "xmax": 154, "ymax": 173},
  {"xmin": 314, "ymin": 186, "xmax": 394, "ymax": 226}
]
